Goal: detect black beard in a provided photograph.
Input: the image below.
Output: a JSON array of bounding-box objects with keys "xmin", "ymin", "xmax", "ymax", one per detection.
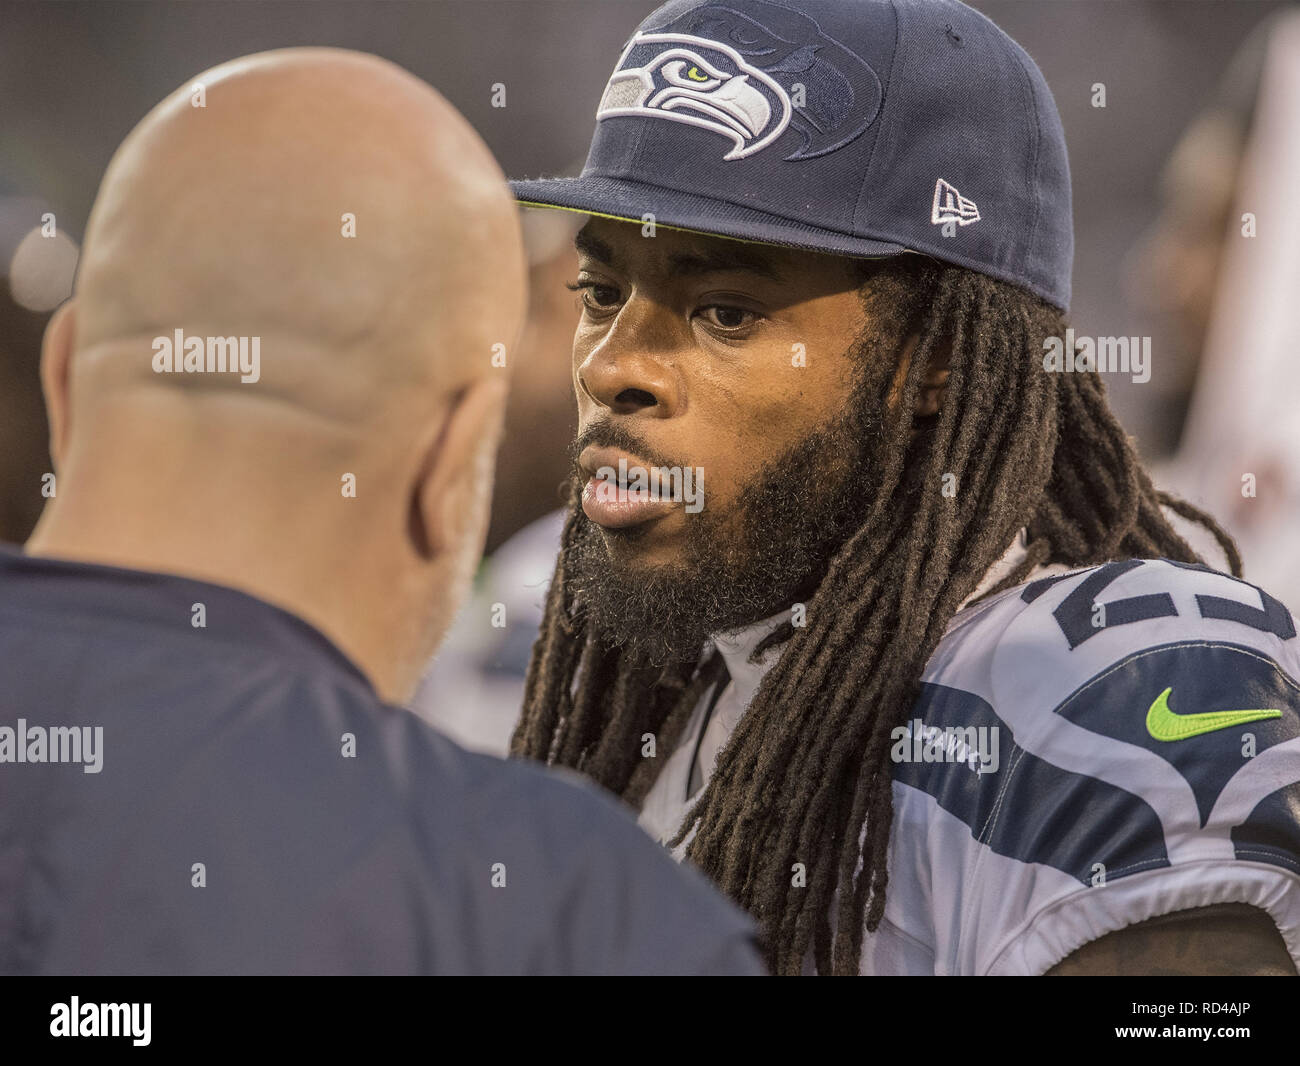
[{"xmin": 565, "ymin": 368, "xmax": 887, "ymax": 667}]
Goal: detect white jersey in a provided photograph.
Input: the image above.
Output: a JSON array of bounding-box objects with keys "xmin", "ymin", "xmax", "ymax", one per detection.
[{"xmin": 639, "ymin": 553, "xmax": 1300, "ymax": 974}]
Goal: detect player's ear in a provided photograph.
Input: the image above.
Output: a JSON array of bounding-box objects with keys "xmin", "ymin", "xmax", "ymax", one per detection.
[
  {"xmin": 410, "ymin": 374, "xmax": 508, "ymax": 562},
  {"xmin": 40, "ymin": 300, "xmax": 76, "ymax": 470},
  {"xmin": 886, "ymin": 330, "xmax": 952, "ymax": 417},
  {"xmin": 914, "ymin": 332, "xmax": 952, "ymax": 418}
]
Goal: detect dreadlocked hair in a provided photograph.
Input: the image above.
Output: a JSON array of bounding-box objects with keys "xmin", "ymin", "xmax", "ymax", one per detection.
[{"xmin": 511, "ymin": 256, "xmax": 1241, "ymax": 975}]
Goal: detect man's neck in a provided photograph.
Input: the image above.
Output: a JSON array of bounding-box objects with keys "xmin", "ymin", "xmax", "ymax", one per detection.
[{"xmin": 27, "ymin": 490, "xmax": 414, "ymax": 703}]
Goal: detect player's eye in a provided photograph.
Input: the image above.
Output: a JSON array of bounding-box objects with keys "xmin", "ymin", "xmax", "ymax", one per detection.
[
  {"xmin": 566, "ymin": 279, "xmax": 622, "ymax": 313},
  {"xmin": 698, "ymin": 304, "xmax": 758, "ymax": 332}
]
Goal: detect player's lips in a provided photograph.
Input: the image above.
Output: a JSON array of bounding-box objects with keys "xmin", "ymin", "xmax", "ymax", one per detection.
[{"xmin": 579, "ymin": 446, "xmax": 679, "ymax": 530}]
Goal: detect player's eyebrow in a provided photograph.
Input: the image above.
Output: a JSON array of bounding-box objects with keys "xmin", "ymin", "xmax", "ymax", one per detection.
[
  {"xmin": 574, "ymin": 230, "xmax": 617, "ymax": 268},
  {"xmin": 574, "ymin": 228, "xmax": 786, "ymax": 283},
  {"xmin": 665, "ymin": 247, "xmax": 785, "ymax": 282}
]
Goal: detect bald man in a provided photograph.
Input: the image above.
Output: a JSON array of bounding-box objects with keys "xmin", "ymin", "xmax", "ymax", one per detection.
[{"xmin": 0, "ymin": 49, "xmax": 763, "ymax": 976}]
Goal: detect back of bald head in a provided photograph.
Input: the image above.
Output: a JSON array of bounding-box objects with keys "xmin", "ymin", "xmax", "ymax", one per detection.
[{"xmin": 71, "ymin": 48, "xmax": 525, "ymax": 434}]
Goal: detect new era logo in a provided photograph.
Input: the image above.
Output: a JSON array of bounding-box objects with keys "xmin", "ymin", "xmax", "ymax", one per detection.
[{"xmin": 932, "ymin": 178, "xmax": 980, "ymax": 226}]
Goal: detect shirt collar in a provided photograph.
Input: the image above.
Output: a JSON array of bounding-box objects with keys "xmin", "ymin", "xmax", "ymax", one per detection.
[
  {"xmin": 0, "ymin": 541, "xmax": 378, "ymax": 697},
  {"xmin": 958, "ymin": 527, "xmax": 1032, "ymax": 610},
  {"xmin": 711, "ymin": 612, "xmax": 786, "ymax": 708}
]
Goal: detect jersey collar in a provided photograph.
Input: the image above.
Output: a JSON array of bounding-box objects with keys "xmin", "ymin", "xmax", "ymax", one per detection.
[{"xmin": 707, "ymin": 528, "xmax": 1041, "ymax": 682}]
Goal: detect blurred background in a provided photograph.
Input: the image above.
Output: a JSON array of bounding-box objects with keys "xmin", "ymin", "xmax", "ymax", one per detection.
[{"xmin": 2, "ymin": 0, "xmax": 1297, "ymax": 748}]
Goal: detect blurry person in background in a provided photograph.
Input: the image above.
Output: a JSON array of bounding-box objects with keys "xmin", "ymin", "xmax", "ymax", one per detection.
[
  {"xmin": 1131, "ymin": 9, "xmax": 1300, "ymax": 618},
  {"xmin": 410, "ymin": 203, "xmax": 581, "ymax": 754},
  {"xmin": 1125, "ymin": 26, "xmax": 1269, "ymax": 426},
  {"xmin": 1, "ymin": 48, "xmax": 764, "ymax": 976},
  {"xmin": 485, "ymin": 206, "xmax": 584, "ymax": 555}
]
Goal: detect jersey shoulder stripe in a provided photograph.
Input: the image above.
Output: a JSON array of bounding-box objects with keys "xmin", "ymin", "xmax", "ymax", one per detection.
[
  {"xmin": 892, "ymin": 682, "xmax": 1171, "ymax": 884},
  {"xmin": 874, "ymin": 558, "xmax": 1300, "ymax": 974},
  {"xmin": 904, "ymin": 557, "xmax": 1300, "ymax": 881}
]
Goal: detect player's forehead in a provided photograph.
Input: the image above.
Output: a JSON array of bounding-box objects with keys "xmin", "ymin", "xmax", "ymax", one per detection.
[{"xmin": 573, "ymin": 215, "xmax": 853, "ymax": 286}]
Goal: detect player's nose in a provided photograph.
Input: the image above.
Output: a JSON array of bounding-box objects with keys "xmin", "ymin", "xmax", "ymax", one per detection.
[{"xmin": 577, "ymin": 297, "xmax": 683, "ymax": 417}]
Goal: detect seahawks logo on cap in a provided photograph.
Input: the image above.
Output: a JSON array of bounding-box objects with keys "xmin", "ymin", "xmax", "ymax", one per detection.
[
  {"xmin": 598, "ymin": 32, "xmax": 792, "ymax": 160},
  {"xmin": 597, "ymin": 2, "xmax": 882, "ymax": 162}
]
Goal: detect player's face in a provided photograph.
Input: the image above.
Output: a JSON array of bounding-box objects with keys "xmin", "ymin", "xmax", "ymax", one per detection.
[{"xmin": 569, "ymin": 216, "xmax": 872, "ymax": 569}]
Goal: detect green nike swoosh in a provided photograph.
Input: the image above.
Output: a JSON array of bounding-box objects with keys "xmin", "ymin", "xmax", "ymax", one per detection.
[{"xmin": 1146, "ymin": 687, "xmax": 1282, "ymax": 742}]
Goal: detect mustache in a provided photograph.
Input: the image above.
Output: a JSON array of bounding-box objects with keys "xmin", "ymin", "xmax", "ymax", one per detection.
[{"xmin": 568, "ymin": 420, "xmax": 687, "ymax": 474}]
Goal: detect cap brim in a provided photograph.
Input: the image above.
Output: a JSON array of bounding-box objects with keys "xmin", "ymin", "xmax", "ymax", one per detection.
[{"xmin": 510, "ymin": 174, "xmax": 908, "ymax": 261}]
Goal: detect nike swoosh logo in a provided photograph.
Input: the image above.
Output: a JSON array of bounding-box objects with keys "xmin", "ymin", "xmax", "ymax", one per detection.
[{"xmin": 1146, "ymin": 687, "xmax": 1281, "ymax": 742}]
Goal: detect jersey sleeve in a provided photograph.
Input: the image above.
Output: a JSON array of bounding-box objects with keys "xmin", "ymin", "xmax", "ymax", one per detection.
[{"xmin": 896, "ymin": 558, "xmax": 1300, "ymax": 975}]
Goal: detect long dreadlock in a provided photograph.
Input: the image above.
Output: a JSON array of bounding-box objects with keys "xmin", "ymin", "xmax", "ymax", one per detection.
[{"xmin": 511, "ymin": 256, "xmax": 1240, "ymax": 975}]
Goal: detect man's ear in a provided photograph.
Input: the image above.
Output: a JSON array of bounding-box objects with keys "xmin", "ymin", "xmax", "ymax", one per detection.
[
  {"xmin": 40, "ymin": 301, "xmax": 76, "ymax": 470},
  {"xmin": 914, "ymin": 333, "xmax": 952, "ymax": 418},
  {"xmin": 411, "ymin": 373, "xmax": 508, "ymax": 561},
  {"xmin": 887, "ymin": 331, "xmax": 952, "ymax": 417}
]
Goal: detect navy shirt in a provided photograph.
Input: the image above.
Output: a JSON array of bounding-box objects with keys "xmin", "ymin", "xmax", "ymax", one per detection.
[{"xmin": 0, "ymin": 545, "xmax": 764, "ymax": 975}]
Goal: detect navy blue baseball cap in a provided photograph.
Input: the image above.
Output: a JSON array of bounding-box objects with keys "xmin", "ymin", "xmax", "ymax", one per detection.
[{"xmin": 511, "ymin": 0, "xmax": 1073, "ymax": 310}]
